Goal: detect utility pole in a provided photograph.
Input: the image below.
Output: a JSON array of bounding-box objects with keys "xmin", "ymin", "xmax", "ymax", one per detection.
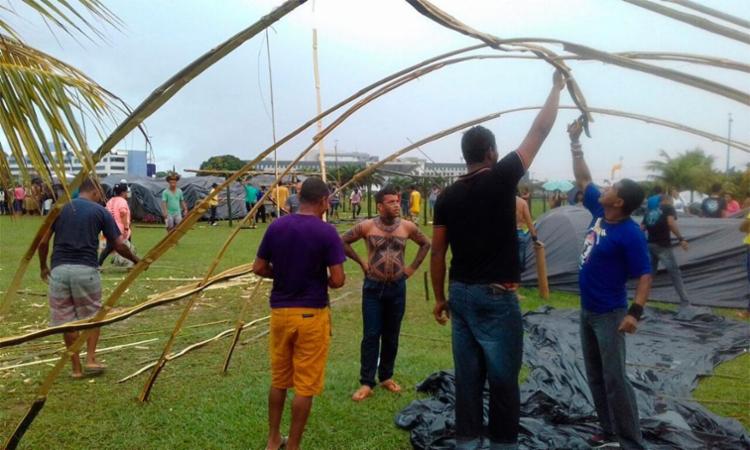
[{"xmin": 726, "ymin": 113, "xmax": 733, "ymax": 174}]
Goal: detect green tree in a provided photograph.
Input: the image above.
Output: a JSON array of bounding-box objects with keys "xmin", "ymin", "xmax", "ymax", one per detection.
[
  {"xmin": 644, "ymin": 148, "xmax": 719, "ymax": 193},
  {"xmin": 198, "ymin": 155, "xmax": 245, "ymax": 174}
]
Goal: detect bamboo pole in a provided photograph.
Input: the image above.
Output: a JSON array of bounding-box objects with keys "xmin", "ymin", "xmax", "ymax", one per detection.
[
  {"xmin": 403, "ymin": 0, "xmax": 750, "ymax": 106},
  {"xmin": 0, "ymin": 0, "xmax": 307, "ymax": 319},
  {"xmin": 6, "ymin": 19, "xmax": 748, "ymax": 441},
  {"xmin": 334, "ymin": 105, "xmax": 750, "ymax": 199},
  {"xmin": 221, "ymin": 278, "xmax": 265, "ymax": 374},
  {"xmin": 0, "ymin": 338, "xmax": 158, "ymax": 372},
  {"xmin": 137, "ymin": 52, "xmax": 533, "ymax": 401},
  {"xmin": 312, "ymin": 28, "xmax": 327, "ymax": 183},
  {"xmin": 623, "ymin": 0, "xmax": 750, "ymax": 44},
  {"xmin": 118, "ymin": 317, "xmax": 271, "ymax": 384},
  {"xmin": 5, "ymin": 43, "xmax": 747, "ymax": 319},
  {"xmin": 661, "ymin": 0, "xmax": 750, "ymax": 29},
  {"xmin": 0, "ymin": 264, "xmax": 255, "ymax": 350},
  {"xmin": 121, "ymin": 292, "xmax": 350, "ymax": 384},
  {"xmin": 404, "ymin": 0, "xmax": 593, "ymax": 122}
]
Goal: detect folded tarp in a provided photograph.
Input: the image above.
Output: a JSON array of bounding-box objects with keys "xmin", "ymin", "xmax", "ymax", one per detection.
[{"xmin": 520, "ymin": 205, "xmax": 748, "ymax": 308}]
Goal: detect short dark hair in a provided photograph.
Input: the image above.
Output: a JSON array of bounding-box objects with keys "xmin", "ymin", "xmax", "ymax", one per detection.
[
  {"xmin": 616, "ymin": 179, "xmax": 645, "ymax": 216},
  {"xmin": 113, "ymin": 183, "xmax": 128, "ymax": 196},
  {"xmin": 711, "ymin": 183, "xmax": 722, "ymax": 194},
  {"xmin": 299, "ymin": 177, "xmax": 329, "ymax": 204},
  {"xmin": 461, "ymin": 125, "xmax": 496, "ymax": 164},
  {"xmin": 410, "ymin": 185, "xmax": 416, "ymax": 190},
  {"xmin": 375, "ymin": 185, "xmax": 398, "ymax": 204},
  {"xmin": 80, "ymin": 177, "xmax": 98, "ymax": 193},
  {"xmin": 652, "ymin": 185, "xmax": 663, "ymax": 195},
  {"xmin": 211, "ymin": 183, "xmax": 218, "ymax": 188}
]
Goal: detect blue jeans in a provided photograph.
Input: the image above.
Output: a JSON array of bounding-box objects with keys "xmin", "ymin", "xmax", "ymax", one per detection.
[
  {"xmin": 516, "ymin": 230, "xmax": 527, "ymax": 272},
  {"xmin": 359, "ymin": 277, "xmax": 406, "ymax": 387},
  {"xmin": 580, "ymin": 308, "xmax": 645, "ymax": 450},
  {"xmin": 449, "ymin": 282, "xmax": 523, "ymax": 450},
  {"xmin": 648, "ymin": 243, "xmax": 690, "ymax": 306}
]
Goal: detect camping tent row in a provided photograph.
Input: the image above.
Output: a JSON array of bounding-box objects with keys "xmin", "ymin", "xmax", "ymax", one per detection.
[{"xmin": 98, "ymin": 174, "xmax": 305, "ymax": 222}]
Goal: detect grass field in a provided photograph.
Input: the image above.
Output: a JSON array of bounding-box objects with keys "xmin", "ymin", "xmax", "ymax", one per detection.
[{"xmin": 0, "ymin": 215, "xmax": 747, "ymax": 449}]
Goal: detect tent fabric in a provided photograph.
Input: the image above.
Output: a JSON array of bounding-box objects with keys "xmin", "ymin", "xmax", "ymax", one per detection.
[
  {"xmin": 99, "ymin": 175, "xmax": 272, "ymax": 222},
  {"xmin": 395, "ymin": 307, "xmax": 750, "ymax": 450},
  {"xmin": 520, "ymin": 205, "xmax": 749, "ymax": 308}
]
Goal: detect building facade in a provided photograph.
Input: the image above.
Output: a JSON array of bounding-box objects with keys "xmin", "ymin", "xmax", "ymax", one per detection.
[{"xmin": 7, "ymin": 147, "xmax": 148, "ymax": 178}]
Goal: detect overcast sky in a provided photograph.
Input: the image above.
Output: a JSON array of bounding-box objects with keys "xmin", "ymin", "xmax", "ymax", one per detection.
[{"xmin": 20, "ymin": 0, "xmax": 750, "ymax": 182}]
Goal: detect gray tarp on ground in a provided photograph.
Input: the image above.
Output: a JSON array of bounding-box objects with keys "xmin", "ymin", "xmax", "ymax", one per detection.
[
  {"xmin": 520, "ymin": 206, "xmax": 748, "ymax": 308},
  {"xmin": 396, "ymin": 307, "xmax": 750, "ymax": 449}
]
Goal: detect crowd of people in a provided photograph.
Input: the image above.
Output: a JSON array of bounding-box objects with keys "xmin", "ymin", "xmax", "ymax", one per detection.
[{"xmin": 27, "ymin": 69, "xmax": 749, "ymax": 450}]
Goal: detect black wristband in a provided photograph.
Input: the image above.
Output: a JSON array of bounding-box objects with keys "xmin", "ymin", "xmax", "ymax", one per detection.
[
  {"xmin": 627, "ymin": 303, "xmax": 644, "ymax": 321},
  {"xmin": 531, "ymin": 235, "xmax": 538, "ymax": 242}
]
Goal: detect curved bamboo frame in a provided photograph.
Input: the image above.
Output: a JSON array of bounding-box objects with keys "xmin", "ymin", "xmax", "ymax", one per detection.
[
  {"xmin": 333, "ymin": 106, "xmax": 750, "ymax": 197},
  {"xmin": 3, "ymin": 0, "xmax": 749, "ymax": 446},
  {"xmin": 0, "ymin": 0, "xmax": 308, "ymax": 318},
  {"xmin": 1, "ymin": 2, "xmax": 307, "ymax": 447},
  {"xmin": 404, "ymin": 0, "xmax": 750, "ymax": 106}
]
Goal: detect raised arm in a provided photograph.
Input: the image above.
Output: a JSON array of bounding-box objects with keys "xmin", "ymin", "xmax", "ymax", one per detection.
[
  {"xmin": 568, "ymin": 118, "xmax": 592, "ymax": 191},
  {"xmin": 516, "ymin": 70, "xmax": 566, "ymax": 170},
  {"xmin": 341, "ymin": 222, "xmax": 367, "ymax": 274},
  {"xmin": 406, "ymin": 223, "xmax": 431, "ymax": 277}
]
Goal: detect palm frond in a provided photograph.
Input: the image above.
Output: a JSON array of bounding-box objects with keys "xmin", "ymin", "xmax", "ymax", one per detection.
[
  {"xmin": 0, "ymin": 0, "xmax": 122, "ymax": 42},
  {"xmin": 0, "ymin": 34, "xmax": 118, "ymax": 190}
]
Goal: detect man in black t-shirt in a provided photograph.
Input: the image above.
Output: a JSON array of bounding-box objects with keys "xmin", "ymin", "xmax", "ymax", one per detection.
[
  {"xmin": 39, "ymin": 178, "xmax": 139, "ymax": 378},
  {"xmin": 431, "ymin": 70, "xmax": 565, "ymax": 450},
  {"xmin": 701, "ymin": 183, "xmax": 727, "ymax": 218},
  {"xmin": 642, "ymin": 196, "xmax": 691, "ymax": 306}
]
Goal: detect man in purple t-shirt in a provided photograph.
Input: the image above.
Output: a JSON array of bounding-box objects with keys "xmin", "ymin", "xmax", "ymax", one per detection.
[{"xmin": 253, "ymin": 177, "xmax": 346, "ymax": 450}]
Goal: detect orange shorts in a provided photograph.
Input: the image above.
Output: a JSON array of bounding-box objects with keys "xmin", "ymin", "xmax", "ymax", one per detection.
[{"xmin": 270, "ymin": 307, "xmax": 331, "ymax": 397}]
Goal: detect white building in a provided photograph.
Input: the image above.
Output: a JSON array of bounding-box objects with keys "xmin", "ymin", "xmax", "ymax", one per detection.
[{"xmin": 7, "ymin": 147, "xmax": 148, "ymax": 178}]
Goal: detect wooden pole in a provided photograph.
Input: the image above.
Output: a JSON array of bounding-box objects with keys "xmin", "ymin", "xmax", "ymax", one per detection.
[
  {"xmin": 226, "ymin": 184, "xmax": 232, "ymax": 227},
  {"xmin": 312, "ymin": 28, "xmax": 327, "ymax": 183},
  {"xmin": 221, "ymin": 278, "xmax": 265, "ymax": 374}
]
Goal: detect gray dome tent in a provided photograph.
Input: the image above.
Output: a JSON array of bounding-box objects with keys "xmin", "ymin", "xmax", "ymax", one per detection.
[{"xmin": 521, "ymin": 205, "xmax": 748, "ymax": 308}]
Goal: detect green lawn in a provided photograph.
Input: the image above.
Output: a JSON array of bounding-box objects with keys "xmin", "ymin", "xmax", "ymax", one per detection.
[{"xmin": 0, "ymin": 215, "xmax": 746, "ymax": 449}]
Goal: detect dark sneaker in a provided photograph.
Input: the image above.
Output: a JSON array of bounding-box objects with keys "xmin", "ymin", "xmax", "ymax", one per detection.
[{"xmin": 587, "ymin": 433, "xmax": 620, "ymax": 448}]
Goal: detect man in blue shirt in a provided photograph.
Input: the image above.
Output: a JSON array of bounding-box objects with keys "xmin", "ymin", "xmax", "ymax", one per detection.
[
  {"xmin": 569, "ymin": 118, "xmax": 652, "ymax": 450},
  {"xmin": 39, "ymin": 177, "xmax": 139, "ymax": 378}
]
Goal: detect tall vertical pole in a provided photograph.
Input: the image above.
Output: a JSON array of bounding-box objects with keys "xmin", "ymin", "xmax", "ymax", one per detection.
[
  {"xmin": 311, "ymin": 4, "xmax": 326, "ymax": 183},
  {"xmin": 726, "ymin": 113, "xmax": 733, "ymax": 174},
  {"xmin": 226, "ymin": 182, "xmax": 233, "ymax": 227},
  {"xmin": 265, "ymin": 29, "xmax": 280, "ymax": 218}
]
